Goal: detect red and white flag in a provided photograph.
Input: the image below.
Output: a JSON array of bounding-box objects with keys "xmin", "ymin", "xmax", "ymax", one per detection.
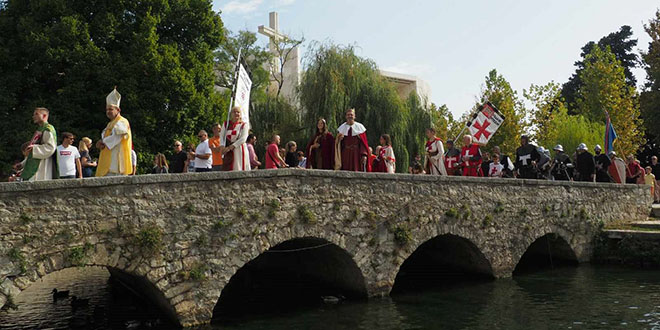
[{"xmin": 467, "ymin": 102, "xmax": 505, "ymax": 145}]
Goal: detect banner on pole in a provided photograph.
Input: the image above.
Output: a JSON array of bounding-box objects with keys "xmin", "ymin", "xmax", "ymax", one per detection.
[
  {"xmin": 467, "ymin": 102, "xmax": 505, "ymax": 145},
  {"xmin": 233, "ymin": 63, "xmax": 252, "ymax": 127}
]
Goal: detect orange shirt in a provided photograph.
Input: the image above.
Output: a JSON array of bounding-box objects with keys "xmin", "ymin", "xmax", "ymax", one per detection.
[{"xmin": 209, "ymin": 136, "xmax": 223, "ymax": 166}]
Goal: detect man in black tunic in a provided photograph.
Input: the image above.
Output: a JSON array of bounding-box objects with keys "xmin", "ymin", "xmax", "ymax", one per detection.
[
  {"xmin": 574, "ymin": 143, "xmax": 595, "ymax": 182},
  {"xmin": 550, "ymin": 144, "xmax": 572, "ymax": 181},
  {"xmin": 515, "ymin": 135, "xmax": 540, "ymax": 179},
  {"xmin": 593, "ymin": 145, "xmax": 612, "ymax": 183}
]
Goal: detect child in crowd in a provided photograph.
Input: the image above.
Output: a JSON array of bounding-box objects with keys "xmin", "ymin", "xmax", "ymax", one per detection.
[
  {"xmin": 645, "ymin": 166, "xmax": 656, "ymax": 199},
  {"xmin": 8, "ymin": 142, "xmax": 31, "ymax": 182},
  {"xmin": 296, "ymin": 151, "xmax": 307, "ymax": 168},
  {"xmin": 489, "ymin": 153, "xmax": 504, "ymax": 178}
]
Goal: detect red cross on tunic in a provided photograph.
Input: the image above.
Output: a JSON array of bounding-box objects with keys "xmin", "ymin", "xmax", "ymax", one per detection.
[{"xmin": 473, "ymin": 119, "xmax": 491, "ymax": 141}]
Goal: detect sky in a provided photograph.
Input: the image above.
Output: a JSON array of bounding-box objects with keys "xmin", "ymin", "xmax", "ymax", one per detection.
[{"xmin": 213, "ymin": 0, "xmax": 659, "ymax": 118}]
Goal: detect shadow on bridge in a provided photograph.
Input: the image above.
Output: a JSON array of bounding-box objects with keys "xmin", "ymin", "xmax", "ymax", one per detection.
[
  {"xmin": 211, "ymin": 237, "xmax": 367, "ymax": 324},
  {"xmin": 391, "ymin": 234, "xmax": 495, "ymax": 296},
  {"xmin": 513, "ymin": 233, "xmax": 578, "ymax": 276}
]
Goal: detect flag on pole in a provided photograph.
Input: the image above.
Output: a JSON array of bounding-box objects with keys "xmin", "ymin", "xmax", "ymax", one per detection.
[
  {"xmin": 604, "ymin": 110, "xmax": 617, "ymax": 154},
  {"xmin": 467, "ymin": 102, "xmax": 505, "ymax": 145},
  {"xmin": 233, "ymin": 62, "xmax": 252, "ymax": 127}
]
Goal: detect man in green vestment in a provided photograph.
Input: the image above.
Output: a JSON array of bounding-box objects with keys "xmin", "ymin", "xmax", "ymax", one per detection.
[{"xmin": 20, "ymin": 107, "xmax": 58, "ymax": 181}]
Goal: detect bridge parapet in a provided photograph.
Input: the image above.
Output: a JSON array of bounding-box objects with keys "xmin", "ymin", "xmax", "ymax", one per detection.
[{"xmin": 0, "ymin": 170, "xmax": 651, "ymax": 326}]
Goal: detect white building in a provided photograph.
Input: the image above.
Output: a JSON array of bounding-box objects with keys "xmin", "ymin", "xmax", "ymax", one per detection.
[{"xmin": 379, "ymin": 70, "xmax": 432, "ymax": 106}]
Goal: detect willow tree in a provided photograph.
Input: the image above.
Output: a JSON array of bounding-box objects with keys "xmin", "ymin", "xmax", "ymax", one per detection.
[
  {"xmin": 0, "ymin": 0, "xmax": 225, "ymax": 175},
  {"xmin": 299, "ymin": 43, "xmax": 414, "ymax": 172},
  {"xmin": 576, "ymin": 45, "xmax": 644, "ymax": 157}
]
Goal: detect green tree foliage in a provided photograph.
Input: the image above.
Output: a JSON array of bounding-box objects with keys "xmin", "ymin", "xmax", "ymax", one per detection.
[
  {"xmin": 576, "ymin": 45, "xmax": 644, "ymax": 157},
  {"xmin": 523, "ymin": 82, "xmax": 564, "ymax": 143},
  {"xmin": 299, "ymin": 43, "xmax": 415, "ymax": 172},
  {"xmin": 473, "ymin": 69, "xmax": 528, "ymax": 155},
  {"xmin": 214, "ymin": 29, "xmax": 271, "ymax": 103},
  {"xmin": 562, "ymin": 26, "xmax": 639, "ymax": 108},
  {"xmin": 249, "ymin": 96, "xmax": 305, "ymax": 163},
  {"xmin": 641, "ymin": 10, "xmax": 660, "ymax": 144},
  {"xmin": 0, "ymin": 0, "xmax": 225, "ymax": 175},
  {"xmin": 536, "ymin": 107, "xmax": 604, "ymax": 156}
]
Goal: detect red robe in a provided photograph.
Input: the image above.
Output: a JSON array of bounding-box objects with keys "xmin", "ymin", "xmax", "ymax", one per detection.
[
  {"xmin": 306, "ymin": 132, "xmax": 335, "ymax": 170},
  {"xmin": 341, "ymin": 134, "xmax": 370, "ymax": 171},
  {"xmin": 461, "ymin": 143, "xmax": 482, "ymax": 177}
]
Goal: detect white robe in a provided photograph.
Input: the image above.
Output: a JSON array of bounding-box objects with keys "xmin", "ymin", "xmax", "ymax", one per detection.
[
  {"xmin": 29, "ymin": 130, "xmax": 57, "ymax": 181},
  {"xmin": 101, "ymin": 120, "xmax": 130, "ymax": 175},
  {"xmin": 381, "ymin": 146, "xmax": 396, "ymax": 173},
  {"xmin": 220, "ymin": 121, "xmax": 251, "ymax": 171},
  {"xmin": 425, "ymin": 139, "xmax": 447, "ymax": 176}
]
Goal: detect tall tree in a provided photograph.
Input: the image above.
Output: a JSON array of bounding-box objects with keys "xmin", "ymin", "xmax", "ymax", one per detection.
[
  {"xmin": 473, "ymin": 69, "xmax": 528, "ymax": 155},
  {"xmin": 523, "ymin": 82, "xmax": 565, "ymax": 143},
  {"xmin": 576, "ymin": 45, "xmax": 644, "ymax": 157},
  {"xmin": 214, "ymin": 29, "xmax": 271, "ymax": 104},
  {"xmin": 641, "ymin": 10, "xmax": 660, "ymax": 144},
  {"xmin": 0, "ymin": 0, "xmax": 225, "ymax": 175},
  {"xmin": 562, "ymin": 25, "xmax": 640, "ymax": 108}
]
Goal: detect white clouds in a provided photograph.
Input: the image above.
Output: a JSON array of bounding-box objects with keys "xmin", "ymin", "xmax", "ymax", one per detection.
[
  {"xmin": 218, "ymin": 0, "xmax": 296, "ymax": 15},
  {"xmin": 221, "ymin": 0, "xmax": 264, "ymax": 15}
]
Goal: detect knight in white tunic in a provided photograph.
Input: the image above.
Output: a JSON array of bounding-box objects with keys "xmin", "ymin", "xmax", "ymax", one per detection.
[
  {"xmin": 424, "ymin": 128, "xmax": 447, "ymax": 176},
  {"xmin": 220, "ymin": 106, "xmax": 251, "ymax": 171}
]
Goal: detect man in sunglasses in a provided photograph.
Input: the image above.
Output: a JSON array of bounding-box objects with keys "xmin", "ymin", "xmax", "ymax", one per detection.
[
  {"xmin": 193, "ymin": 130, "xmax": 212, "ymax": 172},
  {"xmin": 56, "ymin": 132, "xmax": 82, "ymax": 179},
  {"xmin": 170, "ymin": 140, "xmax": 189, "ymax": 173}
]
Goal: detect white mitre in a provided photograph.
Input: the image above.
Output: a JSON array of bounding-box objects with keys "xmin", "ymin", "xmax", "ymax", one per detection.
[{"xmin": 106, "ymin": 87, "xmax": 121, "ymax": 108}]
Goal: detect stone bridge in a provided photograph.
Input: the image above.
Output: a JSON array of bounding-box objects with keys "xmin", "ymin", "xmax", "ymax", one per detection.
[{"xmin": 0, "ymin": 170, "xmax": 652, "ymax": 327}]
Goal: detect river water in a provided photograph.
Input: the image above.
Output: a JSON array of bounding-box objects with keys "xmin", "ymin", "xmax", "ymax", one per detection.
[{"xmin": 1, "ymin": 265, "xmax": 660, "ymax": 329}]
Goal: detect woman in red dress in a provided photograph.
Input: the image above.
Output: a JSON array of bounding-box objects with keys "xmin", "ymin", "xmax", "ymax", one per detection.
[{"xmin": 306, "ymin": 118, "xmax": 335, "ymax": 170}]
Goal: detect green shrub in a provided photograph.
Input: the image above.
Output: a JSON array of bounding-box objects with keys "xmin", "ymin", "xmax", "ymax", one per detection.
[
  {"xmin": 136, "ymin": 224, "xmax": 163, "ymax": 255},
  {"xmin": 445, "ymin": 208, "xmax": 458, "ymax": 218},
  {"xmin": 392, "ymin": 225, "xmax": 412, "ymax": 246},
  {"xmin": 298, "ymin": 205, "xmax": 317, "ymax": 224}
]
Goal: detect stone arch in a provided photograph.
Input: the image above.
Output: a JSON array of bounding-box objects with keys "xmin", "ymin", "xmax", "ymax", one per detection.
[
  {"xmin": 513, "ymin": 228, "xmax": 579, "ymax": 275},
  {"xmin": 211, "ymin": 236, "xmax": 368, "ymax": 323},
  {"xmin": 391, "ymin": 233, "xmax": 494, "ymax": 295},
  {"xmin": 0, "ymin": 244, "xmax": 181, "ymax": 327}
]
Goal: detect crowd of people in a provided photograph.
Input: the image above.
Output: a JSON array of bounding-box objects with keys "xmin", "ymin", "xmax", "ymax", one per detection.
[{"xmin": 8, "ymin": 88, "xmax": 660, "ymax": 204}]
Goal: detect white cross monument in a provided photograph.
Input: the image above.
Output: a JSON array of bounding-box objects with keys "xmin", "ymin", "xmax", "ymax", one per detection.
[{"xmin": 258, "ymin": 12, "xmax": 300, "ymax": 103}]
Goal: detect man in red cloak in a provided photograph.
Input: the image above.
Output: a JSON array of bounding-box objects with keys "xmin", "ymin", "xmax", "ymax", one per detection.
[
  {"xmin": 335, "ymin": 108, "xmax": 370, "ymax": 172},
  {"xmin": 460, "ymin": 134, "xmax": 482, "ymax": 177}
]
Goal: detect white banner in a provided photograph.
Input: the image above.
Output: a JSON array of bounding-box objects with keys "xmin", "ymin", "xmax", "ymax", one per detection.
[
  {"xmin": 467, "ymin": 102, "xmax": 505, "ymax": 145},
  {"xmin": 233, "ymin": 63, "xmax": 252, "ymax": 126}
]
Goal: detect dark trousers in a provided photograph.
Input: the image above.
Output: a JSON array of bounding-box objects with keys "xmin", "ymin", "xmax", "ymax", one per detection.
[
  {"xmin": 60, "ymin": 175, "xmax": 75, "ymax": 179},
  {"xmin": 195, "ymin": 168, "xmax": 212, "ymax": 173},
  {"xmin": 518, "ymin": 168, "xmax": 536, "ymax": 179}
]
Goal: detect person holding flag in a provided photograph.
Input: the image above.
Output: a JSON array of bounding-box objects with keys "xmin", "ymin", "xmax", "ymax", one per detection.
[
  {"xmin": 220, "ymin": 106, "xmax": 251, "ymax": 171},
  {"xmin": 460, "ymin": 135, "xmax": 482, "ymax": 177},
  {"xmin": 96, "ymin": 88, "xmax": 133, "ymax": 177}
]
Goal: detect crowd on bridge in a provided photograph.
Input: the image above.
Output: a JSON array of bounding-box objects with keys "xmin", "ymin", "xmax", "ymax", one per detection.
[{"xmin": 8, "ymin": 88, "xmax": 660, "ymax": 204}]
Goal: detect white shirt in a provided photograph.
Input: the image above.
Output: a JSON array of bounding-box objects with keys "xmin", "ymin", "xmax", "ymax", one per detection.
[
  {"xmin": 195, "ymin": 140, "xmax": 212, "ymax": 169},
  {"xmin": 56, "ymin": 145, "xmax": 80, "ymax": 177},
  {"xmin": 489, "ymin": 162, "xmax": 504, "ymax": 177}
]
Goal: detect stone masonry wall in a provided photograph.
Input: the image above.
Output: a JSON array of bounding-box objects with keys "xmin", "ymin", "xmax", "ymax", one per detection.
[{"xmin": 0, "ymin": 169, "xmax": 652, "ymax": 326}]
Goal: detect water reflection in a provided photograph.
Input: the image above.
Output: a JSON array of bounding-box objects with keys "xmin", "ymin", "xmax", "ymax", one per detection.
[
  {"xmin": 2, "ymin": 266, "xmax": 660, "ymax": 329},
  {"xmin": 0, "ymin": 267, "xmax": 174, "ymax": 330}
]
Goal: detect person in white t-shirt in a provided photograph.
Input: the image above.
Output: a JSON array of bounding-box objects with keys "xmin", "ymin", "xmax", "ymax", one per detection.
[
  {"xmin": 194, "ymin": 130, "xmax": 213, "ymax": 172},
  {"xmin": 489, "ymin": 153, "xmax": 504, "ymax": 178},
  {"xmin": 56, "ymin": 132, "xmax": 82, "ymax": 179},
  {"xmin": 130, "ymin": 149, "xmax": 137, "ymax": 175}
]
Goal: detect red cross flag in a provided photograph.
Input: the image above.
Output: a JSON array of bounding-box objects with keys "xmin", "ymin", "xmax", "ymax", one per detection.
[{"xmin": 467, "ymin": 102, "xmax": 505, "ymax": 145}]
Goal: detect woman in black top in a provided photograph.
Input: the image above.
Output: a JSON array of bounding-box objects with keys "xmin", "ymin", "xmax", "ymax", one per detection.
[
  {"xmin": 78, "ymin": 137, "xmax": 97, "ymax": 177},
  {"xmin": 285, "ymin": 141, "xmax": 298, "ymax": 168}
]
